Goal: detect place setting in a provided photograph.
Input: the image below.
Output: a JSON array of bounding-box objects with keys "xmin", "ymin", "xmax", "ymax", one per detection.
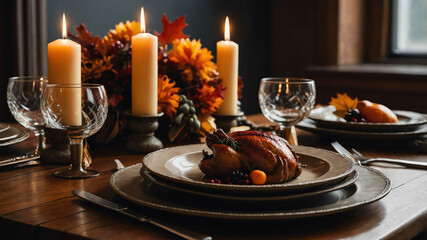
[
  {"xmin": 297, "ymin": 93, "xmax": 427, "ymax": 142},
  {"xmin": 111, "ymin": 145, "xmax": 390, "ymax": 220}
]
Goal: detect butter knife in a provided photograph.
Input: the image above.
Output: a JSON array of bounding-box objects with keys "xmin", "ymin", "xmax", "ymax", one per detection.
[{"xmin": 72, "ymin": 189, "xmax": 212, "ymax": 240}]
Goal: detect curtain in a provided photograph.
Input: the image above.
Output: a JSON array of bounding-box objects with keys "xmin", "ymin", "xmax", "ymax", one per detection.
[{"xmin": 0, "ymin": 0, "xmax": 47, "ymax": 122}]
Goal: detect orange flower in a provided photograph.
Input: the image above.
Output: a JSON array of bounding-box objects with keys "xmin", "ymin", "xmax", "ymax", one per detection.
[
  {"xmin": 192, "ymin": 81, "xmax": 224, "ymax": 114},
  {"xmin": 158, "ymin": 75, "xmax": 180, "ymax": 119},
  {"xmin": 108, "ymin": 21, "xmax": 141, "ymax": 42},
  {"xmin": 169, "ymin": 39, "xmax": 216, "ymax": 83},
  {"xmin": 81, "ymin": 55, "xmax": 115, "ymax": 82}
]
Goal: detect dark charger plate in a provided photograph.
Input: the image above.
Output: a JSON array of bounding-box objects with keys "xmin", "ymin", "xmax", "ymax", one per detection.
[{"xmin": 110, "ymin": 164, "xmax": 391, "ymax": 220}]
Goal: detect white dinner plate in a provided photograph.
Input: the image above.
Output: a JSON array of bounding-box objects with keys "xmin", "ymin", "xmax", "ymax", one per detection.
[
  {"xmin": 309, "ymin": 106, "xmax": 426, "ymax": 132},
  {"xmin": 110, "ymin": 164, "xmax": 391, "ymax": 220},
  {"xmin": 142, "ymin": 144, "xmax": 354, "ymax": 194}
]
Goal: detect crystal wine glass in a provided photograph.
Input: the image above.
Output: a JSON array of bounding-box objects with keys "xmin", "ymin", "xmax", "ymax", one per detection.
[
  {"xmin": 7, "ymin": 76, "xmax": 48, "ymax": 155},
  {"xmin": 258, "ymin": 77, "xmax": 316, "ymax": 145},
  {"xmin": 41, "ymin": 83, "xmax": 108, "ymax": 178}
]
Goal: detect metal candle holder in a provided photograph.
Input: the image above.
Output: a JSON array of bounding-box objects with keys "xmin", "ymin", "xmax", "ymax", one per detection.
[
  {"xmin": 212, "ymin": 112, "xmax": 244, "ymax": 133},
  {"xmin": 124, "ymin": 111, "xmax": 163, "ymax": 153},
  {"xmin": 41, "ymin": 127, "xmax": 92, "ymax": 167},
  {"xmin": 41, "ymin": 127, "xmax": 70, "ymax": 163}
]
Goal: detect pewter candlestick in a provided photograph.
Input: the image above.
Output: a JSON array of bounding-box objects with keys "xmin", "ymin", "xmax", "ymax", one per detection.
[
  {"xmin": 212, "ymin": 112, "xmax": 244, "ymax": 133},
  {"xmin": 124, "ymin": 111, "xmax": 163, "ymax": 153}
]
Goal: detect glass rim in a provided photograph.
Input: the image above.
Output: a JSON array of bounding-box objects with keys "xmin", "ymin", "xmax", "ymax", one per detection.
[
  {"xmin": 9, "ymin": 76, "xmax": 48, "ymax": 81},
  {"xmin": 45, "ymin": 83, "xmax": 105, "ymax": 89},
  {"xmin": 261, "ymin": 77, "xmax": 314, "ymax": 84}
]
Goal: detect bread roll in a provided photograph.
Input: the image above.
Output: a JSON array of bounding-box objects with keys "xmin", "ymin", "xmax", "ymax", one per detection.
[{"xmin": 357, "ymin": 100, "xmax": 398, "ymax": 123}]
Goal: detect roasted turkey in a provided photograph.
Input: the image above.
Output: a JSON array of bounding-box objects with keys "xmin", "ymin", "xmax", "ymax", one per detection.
[{"xmin": 199, "ymin": 129, "xmax": 302, "ymax": 184}]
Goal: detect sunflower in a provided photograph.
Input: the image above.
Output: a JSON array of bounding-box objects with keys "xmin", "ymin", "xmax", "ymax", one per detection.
[{"xmin": 168, "ymin": 39, "xmax": 216, "ymax": 84}]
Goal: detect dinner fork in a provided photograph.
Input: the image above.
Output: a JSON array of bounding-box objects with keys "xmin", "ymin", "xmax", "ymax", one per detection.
[
  {"xmin": 350, "ymin": 148, "xmax": 427, "ymax": 170},
  {"xmin": 331, "ymin": 141, "xmax": 427, "ymax": 169},
  {"xmin": 331, "ymin": 141, "xmax": 361, "ymax": 166}
]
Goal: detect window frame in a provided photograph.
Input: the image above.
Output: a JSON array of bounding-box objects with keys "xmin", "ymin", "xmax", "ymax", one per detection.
[{"xmin": 388, "ymin": 0, "xmax": 427, "ymax": 59}]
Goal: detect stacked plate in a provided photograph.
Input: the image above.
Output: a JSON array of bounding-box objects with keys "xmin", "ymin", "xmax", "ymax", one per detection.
[
  {"xmin": 0, "ymin": 123, "xmax": 29, "ymax": 147},
  {"xmin": 110, "ymin": 144, "xmax": 391, "ymax": 220},
  {"xmin": 297, "ymin": 106, "xmax": 427, "ymax": 142}
]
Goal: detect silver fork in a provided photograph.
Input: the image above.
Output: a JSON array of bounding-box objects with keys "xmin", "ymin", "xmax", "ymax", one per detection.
[
  {"xmin": 331, "ymin": 141, "xmax": 361, "ymax": 166},
  {"xmin": 332, "ymin": 141, "xmax": 427, "ymax": 169},
  {"xmin": 351, "ymin": 148, "xmax": 427, "ymax": 170}
]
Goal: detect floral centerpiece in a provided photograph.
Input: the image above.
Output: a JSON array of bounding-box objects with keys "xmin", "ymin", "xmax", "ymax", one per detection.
[{"xmin": 69, "ymin": 14, "xmax": 243, "ymax": 144}]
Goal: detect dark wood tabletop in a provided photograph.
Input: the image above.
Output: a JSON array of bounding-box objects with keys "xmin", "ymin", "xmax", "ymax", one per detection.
[{"xmin": 1, "ymin": 115, "xmax": 426, "ymax": 240}]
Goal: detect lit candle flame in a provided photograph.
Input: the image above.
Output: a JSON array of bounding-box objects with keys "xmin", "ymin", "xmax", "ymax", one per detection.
[
  {"xmin": 62, "ymin": 13, "xmax": 67, "ymax": 39},
  {"xmin": 140, "ymin": 7, "xmax": 146, "ymax": 33},
  {"xmin": 224, "ymin": 16, "xmax": 230, "ymax": 41},
  {"xmin": 285, "ymin": 78, "xmax": 289, "ymax": 94}
]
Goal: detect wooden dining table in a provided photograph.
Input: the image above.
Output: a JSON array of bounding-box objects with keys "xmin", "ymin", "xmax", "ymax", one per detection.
[{"xmin": 0, "ymin": 114, "xmax": 426, "ymax": 240}]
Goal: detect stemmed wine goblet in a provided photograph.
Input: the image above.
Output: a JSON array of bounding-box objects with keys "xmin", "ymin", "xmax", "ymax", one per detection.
[
  {"xmin": 41, "ymin": 83, "xmax": 108, "ymax": 178},
  {"xmin": 7, "ymin": 76, "xmax": 48, "ymax": 155},
  {"xmin": 258, "ymin": 77, "xmax": 316, "ymax": 145}
]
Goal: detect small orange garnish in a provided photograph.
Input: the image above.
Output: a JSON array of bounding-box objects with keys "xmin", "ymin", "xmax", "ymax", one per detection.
[{"xmin": 250, "ymin": 170, "xmax": 267, "ymax": 185}]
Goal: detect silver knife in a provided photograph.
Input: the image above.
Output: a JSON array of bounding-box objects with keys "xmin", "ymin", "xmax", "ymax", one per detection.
[{"xmin": 72, "ymin": 189, "xmax": 212, "ymax": 240}]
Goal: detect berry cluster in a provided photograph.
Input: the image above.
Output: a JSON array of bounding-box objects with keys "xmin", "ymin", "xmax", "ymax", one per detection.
[
  {"xmin": 174, "ymin": 94, "xmax": 201, "ymax": 130},
  {"xmin": 208, "ymin": 170, "xmax": 251, "ymax": 185},
  {"xmin": 344, "ymin": 109, "xmax": 367, "ymax": 123}
]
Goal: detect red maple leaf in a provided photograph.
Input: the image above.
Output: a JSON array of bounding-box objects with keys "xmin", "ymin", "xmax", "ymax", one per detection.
[{"xmin": 154, "ymin": 14, "xmax": 189, "ymax": 46}]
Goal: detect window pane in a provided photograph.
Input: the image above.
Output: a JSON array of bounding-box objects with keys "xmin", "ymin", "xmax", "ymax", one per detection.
[{"xmin": 392, "ymin": 0, "xmax": 427, "ymax": 54}]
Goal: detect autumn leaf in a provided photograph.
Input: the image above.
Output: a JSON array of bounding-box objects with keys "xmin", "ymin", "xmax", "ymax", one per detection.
[
  {"xmin": 68, "ymin": 24, "xmax": 99, "ymax": 45},
  {"xmin": 329, "ymin": 93, "xmax": 358, "ymax": 118},
  {"xmin": 154, "ymin": 14, "xmax": 190, "ymax": 46}
]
